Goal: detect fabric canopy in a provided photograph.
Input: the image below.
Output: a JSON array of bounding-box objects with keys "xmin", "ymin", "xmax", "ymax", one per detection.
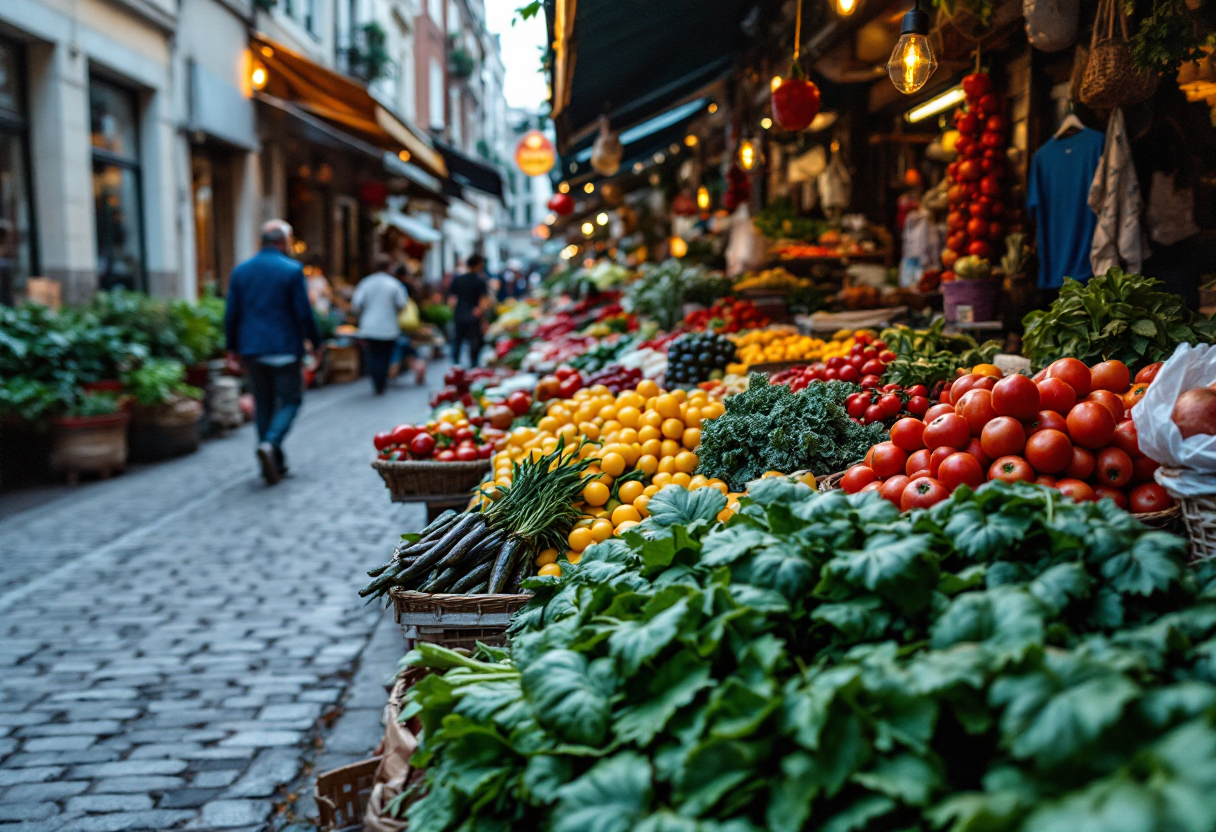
[
  {"xmin": 378, "ymin": 210, "xmax": 444, "ymax": 243},
  {"xmin": 548, "ymin": 0, "xmax": 756, "ymax": 153},
  {"xmin": 251, "ymin": 33, "xmax": 447, "ymax": 178},
  {"xmin": 558, "ymin": 98, "xmax": 709, "ymax": 183},
  {"xmin": 435, "ymin": 141, "xmax": 506, "ymax": 201}
]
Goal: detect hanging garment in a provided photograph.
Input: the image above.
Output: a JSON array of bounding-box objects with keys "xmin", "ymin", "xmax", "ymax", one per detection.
[
  {"xmin": 1026, "ymin": 126, "xmax": 1105, "ymax": 288},
  {"xmin": 899, "ymin": 207, "xmax": 944, "ymax": 287},
  {"xmin": 1146, "ymin": 170, "xmax": 1200, "ymax": 246},
  {"xmin": 818, "ymin": 150, "xmax": 852, "ymax": 220},
  {"xmin": 1088, "ymin": 108, "xmax": 1147, "ymax": 275}
]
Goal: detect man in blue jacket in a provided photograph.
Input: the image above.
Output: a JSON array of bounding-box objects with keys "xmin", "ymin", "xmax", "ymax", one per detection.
[{"xmin": 224, "ymin": 220, "xmax": 322, "ymax": 484}]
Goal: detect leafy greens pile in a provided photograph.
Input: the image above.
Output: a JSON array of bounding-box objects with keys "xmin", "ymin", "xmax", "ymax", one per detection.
[
  {"xmin": 696, "ymin": 376, "xmax": 887, "ymax": 489},
  {"xmin": 1022, "ymin": 267, "xmax": 1216, "ymax": 370},
  {"xmin": 397, "ymin": 481, "xmax": 1216, "ymax": 832},
  {"xmin": 624, "ymin": 261, "xmax": 729, "ymax": 332},
  {"xmin": 879, "ymin": 319, "xmax": 1001, "ymax": 388}
]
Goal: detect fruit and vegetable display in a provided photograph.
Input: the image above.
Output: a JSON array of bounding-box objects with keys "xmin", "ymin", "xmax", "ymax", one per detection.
[
  {"xmin": 428, "ymin": 366, "xmax": 508, "ymax": 409},
  {"xmin": 374, "ymin": 411, "xmax": 503, "ymax": 462},
  {"xmin": 941, "ymin": 71, "xmax": 1012, "ymax": 271},
  {"xmin": 663, "ymin": 332, "xmax": 738, "ymax": 387},
  {"xmin": 394, "ymin": 480, "xmax": 1216, "ymax": 832},
  {"xmin": 729, "ymin": 328, "xmax": 856, "ymax": 368},
  {"xmin": 732, "ymin": 267, "xmax": 815, "ymax": 293},
  {"xmin": 766, "ymin": 329, "xmax": 897, "ymax": 388},
  {"xmin": 839, "ymin": 357, "xmax": 1174, "ymax": 513},
  {"xmin": 683, "ymin": 297, "xmax": 770, "ymax": 333},
  {"xmin": 879, "ymin": 319, "xmax": 1002, "ymax": 388}
]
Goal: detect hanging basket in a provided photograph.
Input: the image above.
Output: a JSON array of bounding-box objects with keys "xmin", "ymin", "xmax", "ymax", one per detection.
[{"xmin": 1078, "ymin": 0, "xmax": 1159, "ymax": 109}]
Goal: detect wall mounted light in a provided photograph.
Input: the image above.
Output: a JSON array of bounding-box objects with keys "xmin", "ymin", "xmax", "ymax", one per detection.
[
  {"xmin": 887, "ymin": 0, "xmax": 937, "ymax": 94},
  {"xmin": 760, "ymin": 117, "xmax": 773, "ymax": 130},
  {"xmin": 905, "ymin": 86, "xmax": 965, "ymax": 122},
  {"xmin": 250, "ymin": 61, "xmax": 268, "ymax": 91}
]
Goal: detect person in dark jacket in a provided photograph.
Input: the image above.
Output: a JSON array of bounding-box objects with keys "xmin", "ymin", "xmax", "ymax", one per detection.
[
  {"xmin": 447, "ymin": 253, "xmax": 490, "ymax": 367},
  {"xmin": 224, "ymin": 220, "xmax": 322, "ymax": 484}
]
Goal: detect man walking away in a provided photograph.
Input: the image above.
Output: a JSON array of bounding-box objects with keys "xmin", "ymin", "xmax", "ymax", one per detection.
[
  {"xmin": 447, "ymin": 253, "xmax": 489, "ymax": 367},
  {"xmin": 224, "ymin": 220, "xmax": 321, "ymax": 484},
  {"xmin": 351, "ymin": 255, "xmax": 407, "ymax": 395}
]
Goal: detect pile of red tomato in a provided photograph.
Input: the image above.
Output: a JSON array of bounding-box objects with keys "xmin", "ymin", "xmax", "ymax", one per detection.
[
  {"xmin": 373, "ymin": 418, "xmax": 505, "ymax": 463},
  {"xmin": 941, "ymin": 71, "xmax": 1010, "ymax": 273},
  {"xmin": 770, "ymin": 333, "xmax": 898, "ymax": 390},
  {"xmin": 841, "ymin": 357, "xmax": 1175, "ymax": 513},
  {"xmin": 684, "ymin": 297, "xmax": 770, "ymax": 334},
  {"xmin": 535, "ymin": 366, "xmax": 585, "ymax": 402}
]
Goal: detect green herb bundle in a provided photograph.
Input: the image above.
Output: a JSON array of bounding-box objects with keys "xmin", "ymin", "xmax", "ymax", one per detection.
[
  {"xmin": 880, "ymin": 319, "xmax": 1001, "ymax": 387},
  {"xmin": 753, "ymin": 197, "xmax": 829, "ymax": 242},
  {"xmin": 624, "ymin": 261, "xmax": 726, "ymax": 332},
  {"xmin": 398, "ymin": 481, "xmax": 1216, "ymax": 832},
  {"xmin": 1022, "ymin": 267, "xmax": 1216, "ymax": 370},
  {"xmin": 695, "ymin": 376, "xmax": 887, "ymax": 489}
]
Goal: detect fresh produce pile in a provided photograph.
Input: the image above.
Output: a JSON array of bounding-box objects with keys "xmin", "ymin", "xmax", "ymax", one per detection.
[
  {"xmin": 767, "ymin": 329, "xmax": 897, "ymax": 387},
  {"xmin": 840, "ymin": 357, "xmax": 1175, "ymax": 512},
  {"xmin": 663, "ymin": 332, "xmax": 738, "ymax": 387},
  {"xmin": 696, "ymin": 375, "xmax": 888, "ymax": 489},
  {"xmin": 581, "ymin": 365, "xmax": 644, "ymax": 395},
  {"xmin": 395, "ymin": 480, "xmax": 1216, "ymax": 832},
  {"xmin": 879, "ymin": 319, "xmax": 1002, "ymax": 388},
  {"xmin": 732, "ymin": 267, "xmax": 815, "ymax": 293},
  {"xmin": 683, "ymin": 297, "xmax": 769, "ymax": 333},
  {"xmin": 429, "ymin": 366, "xmax": 507, "ymax": 409},
  {"xmin": 729, "ymin": 328, "xmax": 856, "ymax": 369},
  {"xmin": 373, "ymin": 409, "xmax": 504, "ymax": 462}
]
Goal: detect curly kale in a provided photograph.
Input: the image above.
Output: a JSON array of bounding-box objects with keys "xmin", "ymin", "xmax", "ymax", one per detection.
[{"xmin": 696, "ymin": 375, "xmax": 887, "ymax": 489}]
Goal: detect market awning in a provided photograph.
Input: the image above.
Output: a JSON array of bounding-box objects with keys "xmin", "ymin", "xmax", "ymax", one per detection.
[
  {"xmin": 378, "ymin": 209, "xmax": 444, "ymax": 243},
  {"xmin": 559, "ymin": 97, "xmax": 709, "ymax": 181},
  {"xmin": 547, "ymin": 0, "xmax": 757, "ymax": 153},
  {"xmin": 435, "ymin": 141, "xmax": 506, "ymax": 201},
  {"xmin": 255, "ymin": 92, "xmax": 384, "ymax": 160},
  {"xmin": 251, "ymin": 33, "xmax": 447, "ymax": 178}
]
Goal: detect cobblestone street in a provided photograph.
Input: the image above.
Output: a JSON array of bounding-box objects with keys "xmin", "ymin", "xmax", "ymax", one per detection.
[{"xmin": 0, "ymin": 376, "xmax": 435, "ymax": 831}]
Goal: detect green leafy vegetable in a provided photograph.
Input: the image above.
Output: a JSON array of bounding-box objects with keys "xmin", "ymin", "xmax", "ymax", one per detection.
[{"xmin": 879, "ymin": 318, "xmax": 1002, "ymax": 387}]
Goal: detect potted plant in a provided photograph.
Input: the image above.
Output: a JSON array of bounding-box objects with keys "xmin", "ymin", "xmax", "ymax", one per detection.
[
  {"xmin": 49, "ymin": 390, "xmax": 129, "ymax": 484},
  {"xmin": 123, "ymin": 358, "xmax": 204, "ymax": 462}
]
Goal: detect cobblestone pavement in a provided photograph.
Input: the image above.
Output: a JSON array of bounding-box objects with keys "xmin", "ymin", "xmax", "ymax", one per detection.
[{"xmin": 0, "ymin": 376, "xmax": 435, "ymax": 831}]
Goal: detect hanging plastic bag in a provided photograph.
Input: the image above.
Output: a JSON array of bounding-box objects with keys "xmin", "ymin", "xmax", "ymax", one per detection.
[
  {"xmin": 1133, "ymin": 342, "xmax": 1216, "ymax": 497},
  {"xmin": 1024, "ymin": 0, "xmax": 1079, "ymax": 52},
  {"xmin": 590, "ymin": 117, "xmax": 622, "ymax": 177}
]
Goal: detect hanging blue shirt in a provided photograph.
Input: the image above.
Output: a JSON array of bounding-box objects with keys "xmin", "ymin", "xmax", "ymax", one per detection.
[{"xmin": 1026, "ymin": 128, "xmax": 1105, "ymax": 289}]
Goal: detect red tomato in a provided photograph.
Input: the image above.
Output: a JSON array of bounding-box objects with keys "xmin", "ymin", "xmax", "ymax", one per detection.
[
  {"xmin": 906, "ymin": 449, "xmax": 931, "ymax": 476},
  {"xmin": 1023, "ymin": 429, "xmax": 1072, "ymax": 474},
  {"xmin": 1084, "ymin": 390, "xmax": 1125, "ymax": 422},
  {"xmin": 871, "ymin": 443, "xmax": 908, "ymax": 479},
  {"xmin": 1133, "ymin": 455, "xmax": 1160, "ymax": 483},
  {"xmin": 558, "ymin": 374, "xmax": 583, "ymax": 399},
  {"xmin": 839, "ymin": 365, "xmax": 862, "ymax": 384},
  {"xmin": 963, "ymin": 437, "xmax": 990, "ymax": 469},
  {"xmin": 435, "ymin": 422, "xmax": 457, "ymax": 439},
  {"xmin": 1037, "ymin": 378, "xmax": 1078, "ymax": 414},
  {"xmin": 860, "ymin": 481, "xmax": 883, "ymax": 493},
  {"xmin": 1024, "ymin": 410, "xmax": 1069, "ymax": 436},
  {"xmin": 1112, "ymin": 419, "xmax": 1142, "ymax": 459},
  {"xmin": 925, "ymin": 414, "xmax": 970, "ymax": 450},
  {"xmin": 980, "ymin": 416, "xmax": 1026, "ymax": 459},
  {"xmin": 455, "ymin": 446, "xmax": 479, "ymax": 462},
  {"xmin": 1065, "ymin": 446, "xmax": 1096, "ymax": 480},
  {"xmin": 1135, "ymin": 362, "xmax": 1164, "ymax": 384},
  {"xmin": 1095, "ymin": 447, "xmax": 1133, "ymax": 488},
  {"xmin": 939, "ymin": 452, "xmax": 985, "ymax": 491},
  {"xmin": 409, "ymin": 433, "xmax": 436, "ymax": 457},
  {"xmin": 1034, "ymin": 475, "xmax": 1058, "ymax": 488},
  {"xmin": 992, "ymin": 374, "xmax": 1041, "ymax": 420},
  {"xmin": 1032, "ymin": 367, "xmax": 1048, "ymax": 383},
  {"xmin": 956, "ymin": 388, "xmax": 998, "ymax": 435},
  {"xmin": 453, "ymin": 427, "xmax": 476, "ymax": 444},
  {"xmin": 890, "ymin": 418, "xmax": 926, "ymax": 452},
  {"xmin": 1093, "ymin": 486, "xmax": 1129, "ymax": 509},
  {"xmin": 1066, "ymin": 401, "xmax": 1117, "ymax": 450},
  {"xmin": 950, "ymin": 373, "xmax": 996, "ymax": 405},
  {"xmin": 1056, "ymin": 478, "xmax": 1096, "ymax": 502},
  {"xmin": 880, "ymin": 475, "xmax": 912, "ymax": 505},
  {"xmin": 989, "ymin": 455, "xmax": 1034, "ymax": 483},
  {"xmin": 901, "ymin": 476, "xmax": 950, "ymax": 511},
  {"xmin": 507, "ymin": 390, "xmax": 533, "ymax": 416},
  {"xmin": 373, "ymin": 431, "xmax": 395, "ymax": 451},
  {"xmin": 477, "ymin": 443, "xmax": 494, "ymax": 459},
  {"xmin": 389, "ymin": 424, "xmax": 418, "ymax": 446},
  {"xmin": 907, "ymin": 396, "xmax": 930, "ymax": 416},
  {"xmin": 1090, "ymin": 360, "xmax": 1131, "ymax": 394},
  {"xmin": 1046, "ymin": 358, "xmax": 1092, "ymax": 397},
  {"xmin": 1129, "ymin": 482, "xmax": 1174, "ymax": 513},
  {"xmin": 925, "ymin": 403, "xmax": 955, "ymax": 422},
  {"xmin": 435, "ymin": 448, "xmax": 457, "ymax": 462},
  {"xmin": 930, "ymin": 446, "xmax": 959, "ymax": 477},
  {"xmin": 841, "ymin": 465, "xmax": 879, "ymax": 494}
]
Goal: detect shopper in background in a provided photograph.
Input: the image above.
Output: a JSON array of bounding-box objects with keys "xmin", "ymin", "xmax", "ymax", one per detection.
[
  {"xmin": 224, "ymin": 219, "xmax": 321, "ymax": 485},
  {"xmin": 389, "ymin": 263, "xmax": 428, "ymax": 385},
  {"xmin": 351, "ymin": 255, "xmax": 408, "ymax": 395},
  {"xmin": 447, "ymin": 253, "xmax": 490, "ymax": 367}
]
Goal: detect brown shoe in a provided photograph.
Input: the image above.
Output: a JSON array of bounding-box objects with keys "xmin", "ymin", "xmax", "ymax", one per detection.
[{"xmin": 257, "ymin": 442, "xmax": 282, "ymax": 485}]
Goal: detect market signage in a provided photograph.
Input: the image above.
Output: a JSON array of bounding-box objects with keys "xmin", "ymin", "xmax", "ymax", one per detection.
[{"xmin": 515, "ymin": 130, "xmax": 556, "ymax": 177}]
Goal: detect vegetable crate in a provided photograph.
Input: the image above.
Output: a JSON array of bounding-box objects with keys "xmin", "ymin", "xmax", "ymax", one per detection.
[
  {"xmin": 372, "ymin": 458, "xmax": 490, "ymax": 502},
  {"xmin": 390, "ymin": 589, "xmax": 530, "ymax": 652},
  {"xmin": 315, "ymin": 756, "xmax": 380, "ymax": 832}
]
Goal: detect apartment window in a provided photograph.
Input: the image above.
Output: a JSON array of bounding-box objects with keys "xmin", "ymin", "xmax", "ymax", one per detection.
[
  {"xmin": 428, "ymin": 58, "xmax": 444, "ymax": 129},
  {"xmin": 90, "ymin": 77, "xmax": 145, "ymax": 292},
  {"xmin": 427, "ymin": 0, "xmax": 442, "ymax": 27},
  {"xmin": 0, "ymin": 38, "xmax": 35, "ymax": 305},
  {"xmin": 284, "ymin": 0, "xmax": 318, "ymax": 35}
]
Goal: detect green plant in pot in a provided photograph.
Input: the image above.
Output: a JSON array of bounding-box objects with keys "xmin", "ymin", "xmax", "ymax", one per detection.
[
  {"xmin": 50, "ymin": 390, "xmax": 129, "ymax": 483},
  {"xmin": 123, "ymin": 358, "xmax": 204, "ymax": 425}
]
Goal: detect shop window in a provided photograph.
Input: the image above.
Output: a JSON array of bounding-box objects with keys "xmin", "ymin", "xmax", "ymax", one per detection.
[
  {"xmin": 0, "ymin": 38, "xmax": 35, "ymax": 306},
  {"xmin": 89, "ymin": 76, "xmax": 145, "ymax": 292}
]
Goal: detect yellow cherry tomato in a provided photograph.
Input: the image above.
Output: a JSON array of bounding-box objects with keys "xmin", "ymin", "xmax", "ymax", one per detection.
[
  {"xmin": 661, "ymin": 439, "xmax": 682, "ymax": 458},
  {"xmin": 637, "ymin": 379, "xmax": 660, "ymax": 398},
  {"xmin": 682, "ymin": 427, "xmax": 702, "ymax": 449},
  {"xmin": 535, "ymin": 548, "xmax": 559, "ymax": 567},
  {"xmin": 566, "ymin": 552, "xmax": 583, "ymax": 565},
  {"xmin": 590, "ymin": 518, "xmax": 615, "ymax": 543},
  {"xmin": 568, "ymin": 527, "xmax": 594, "ymax": 552},
  {"xmin": 601, "ymin": 452, "xmax": 626, "ymax": 477},
  {"xmin": 636, "ymin": 454, "xmax": 659, "ymax": 476},
  {"xmin": 652, "ymin": 472, "xmax": 673, "ymax": 487},
  {"xmin": 611, "ymin": 504, "xmax": 642, "ymax": 526},
  {"xmin": 674, "ymin": 451, "xmax": 699, "ymax": 474},
  {"xmin": 661, "ymin": 418, "xmax": 685, "ymax": 440},
  {"xmin": 582, "ymin": 481, "xmax": 610, "ymax": 506},
  {"xmin": 654, "ymin": 394, "xmax": 681, "ymax": 419},
  {"xmin": 615, "ymin": 520, "xmax": 640, "ymax": 533},
  {"xmin": 633, "ymin": 494, "xmax": 650, "ymax": 516},
  {"xmin": 671, "ymin": 472, "xmax": 692, "ymax": 488},
  {"xmin": 618, "ymin": 480, "xmax": 645, "ymax": 504},
  {"xmin": 538, "ymin": 563, "xmax": 562, "ymax": 577}
]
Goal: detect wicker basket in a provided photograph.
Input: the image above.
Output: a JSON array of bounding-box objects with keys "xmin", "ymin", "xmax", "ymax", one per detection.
[
  {"xmin": 390, "ymin": 589, "xmax": 531, "ymax": 652},
  {"xmin": 316, "ymin": 756, "xmax": 380, "ymax": 832},
  {"xmin": 372, "ymin": 458, "xmax": 491, "ymax": 502},
  {"xmin": 818, "ymin": 470, "xmax": 847, "ymax": 492},
  {"xmin": 1132, "ymin": 505, "xmax": 1181, "ymax": 530},
  {"xmin": 1177, "ymin": 493, "xmax": 1216, "ymax": 561},
  {"xmin": 1079, "ymin": 0, "xmax": 1158, "ymax": 109}
]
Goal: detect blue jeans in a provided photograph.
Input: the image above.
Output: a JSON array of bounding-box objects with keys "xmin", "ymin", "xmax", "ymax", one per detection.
[{"xmin": 246, "ymin": 359, "xmax": 303, "ymax": 449}]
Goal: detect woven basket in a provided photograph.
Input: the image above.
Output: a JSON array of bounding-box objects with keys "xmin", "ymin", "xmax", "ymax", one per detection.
[
  {"xmin": 390, "ymin": 589, "xmax": 531, "ymax": 652},
  {"xmin": 1079, "ymin": 0, "xmax": 1158, "ymax": 109},
  {"xmin": 818, "ymin": 470, "xmax": 847, "ymax": 492},
  {"xmin": 372, "ymin": 458, "xmax": 491, "ymax": 502},
  {"xmin": 1132, "ymin": 505, "xmax": 1181, "ymax": 530},
  {"xmin": 316, "ymin": 756, "xmax": 380, "ymax": 831},
  {"xmin": 1178, "ymin": 493, "xmax": 1216, "ymax": 561}
]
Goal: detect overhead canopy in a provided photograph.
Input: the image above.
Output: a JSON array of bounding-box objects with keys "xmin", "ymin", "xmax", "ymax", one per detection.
[
  {"xmin": 558, "ymin": 98, "xmax": 709, "ymax": 184},
  {"xmin": 435, "ymin": 141, "xmax": 506, "ymax": 201},
  {"xmin": 251, "ymin": 33, "xmax": 447, "ymax": 179},
  {"xmin": 378, "ymin": 209, "xmax": 444, "ymax": 243},
  {"xmin": 547, "ymin": 0, "xmax": 757, "ymax": 153}
]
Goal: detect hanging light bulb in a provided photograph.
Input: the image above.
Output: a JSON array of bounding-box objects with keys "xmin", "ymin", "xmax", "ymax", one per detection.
[
  {"xmin": 887, "ymin": 0, "xmax": 937, "ymax": 94},
  {"xmin": 836, "ymin": 0, "xmax": 858, "ymax": 15},
  {"xmin": 696, "ymin": 186, "xmax": 710, "ymax": 210},
  {"xmin": 670, "ymin": 237, "xmax": 688, "ymax": 258},
  {"xmin": 738, "ymin": 138, "xmax": 758, "ymax": 171}
]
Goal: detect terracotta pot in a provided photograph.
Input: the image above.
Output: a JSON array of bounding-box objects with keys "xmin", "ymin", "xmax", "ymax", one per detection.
[
  {"xmin": 81, "ymin": 379, "xmax": 124, "ymax": 394},
  {"xmin": 50, "ymin": 411, "xmax": 129, "ymax": 484}
]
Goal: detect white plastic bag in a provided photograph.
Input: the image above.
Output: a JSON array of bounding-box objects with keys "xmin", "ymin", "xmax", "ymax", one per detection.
[{"xmin": 1133, "ymin": 342, "xmax": 1216, "ymax": 496}]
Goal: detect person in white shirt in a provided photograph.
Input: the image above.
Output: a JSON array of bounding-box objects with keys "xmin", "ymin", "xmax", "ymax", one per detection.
[{"xmin": 351, "ymin": 255, "xmax": 407, "ymax": 395}]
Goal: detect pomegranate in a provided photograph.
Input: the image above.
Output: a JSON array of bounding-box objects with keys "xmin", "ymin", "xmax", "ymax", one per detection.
[{"xmin": 1172, "ymin": 387, "xmax": 1216, "ymax": 439}]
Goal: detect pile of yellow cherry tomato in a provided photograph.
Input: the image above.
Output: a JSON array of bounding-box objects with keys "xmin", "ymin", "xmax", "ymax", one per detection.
[
  {"xmin": 727, "ymin": 328, "xmax": 857, "ymax": 371},
  {"xmin": 483, "ymin": 379, "xmax": 746, "ymax": 578}
]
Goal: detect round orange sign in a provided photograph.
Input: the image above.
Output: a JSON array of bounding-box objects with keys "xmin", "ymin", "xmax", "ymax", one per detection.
[{"xmin": 515, "ymin": 130, "xmax": 556, "ymax": 177}]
